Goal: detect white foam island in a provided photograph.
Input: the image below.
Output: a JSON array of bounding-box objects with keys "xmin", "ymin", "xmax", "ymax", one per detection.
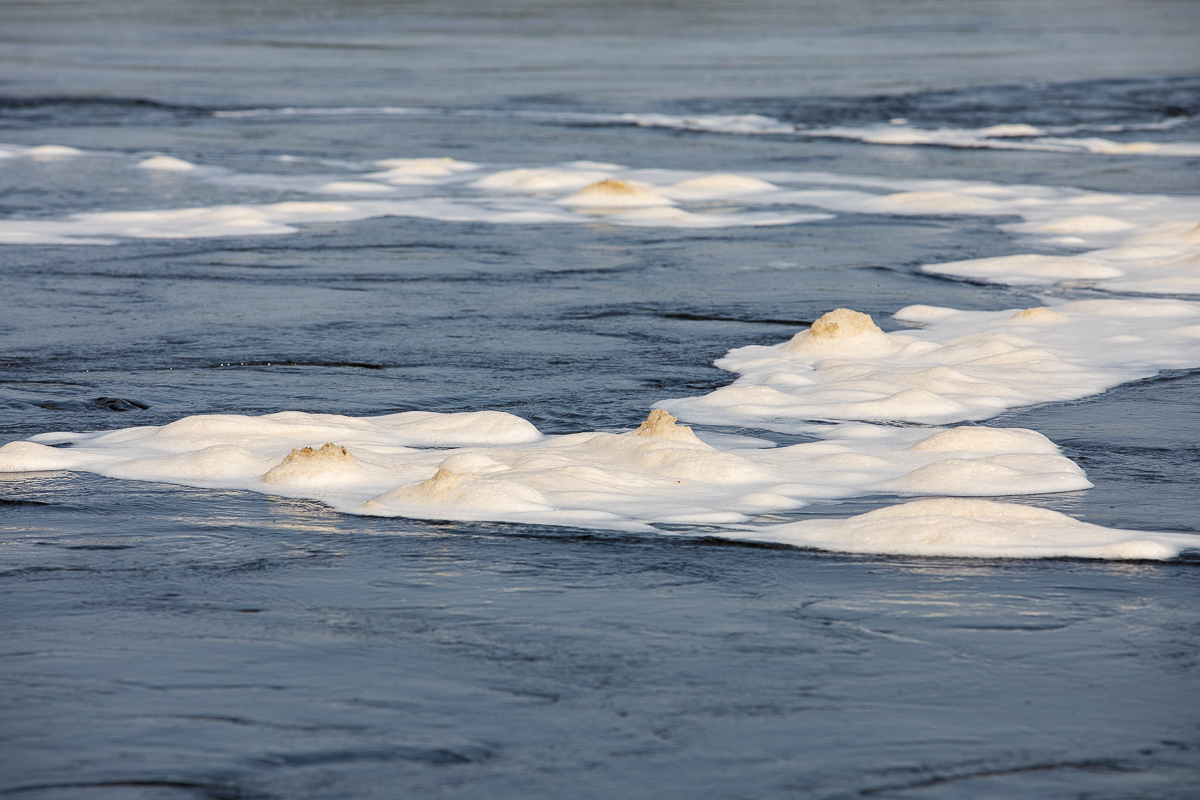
[
  {"xmin": 0, "ymin": 407, "xmax": 1092, "ymax": 534},
  {"xmin": 923, "ymin": 220, "xmax": 1200, "ymax": 296},
  {"xmin": 557, "ymin": 179, "xmax": 675, "ymax": 208},
  {"xmin": 5, "ymin": 148, "xmax": 1199, "ymax": 261},
  {"xmin": 660, "ymin": 300, "xmax": 1200, "ymax": 428},
  {"xmin": 723, "ymin": 498, "xmax": 1198, "ymax": 560},
  {"xmin": 612, "ymin": 112, "xmax": 1200, "ymax": 157},
  {"xmin": 138, "ymin": 155, "xmax": 199, "ymax": 172},
  {"xmin": 368, "ymin": 157, "xmax": 479, "ymax": 184}
]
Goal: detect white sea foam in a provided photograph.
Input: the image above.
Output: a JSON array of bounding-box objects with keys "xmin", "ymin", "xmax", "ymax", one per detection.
[
  {"xmin": 4, "ymin": 406, "xmax": 1191, "ymax": 559},
  {"xmin": 618, "ymin": 112, "xmax": 797, "ymax": 135},
  {"xmin": 368, "ymin": 157, "xmax": 479, "ymax": 184},
  {"xmin": 749, "ymin": 172, "xmax": 1200, "ymax": 296},
  {"xmin": 722, "ymin": 498, "xmax": 1198, "ymax": 560},
  {"xmin": 472, "ymin": 167, "xmax": 617, "ymax": 192},
  {"xmin": 138, "ymin": 155, "xmax": 199, "ymax": 172},
  {"xmin": 0, "ymin": 143, "xmax": 85, "ymax": 160},
  {"xmin": 799, "ymin": 124, "xmax": 1200, "ymax": 157},
  {"xmin": 557, "ymin": 179, "xmax": 675, "ymax": 208},
  {"xmin": 922, "ymin": 221, "xmax": 1200, "ymax": 295},
  {"xmin": 609, "ymin": 112, "xmax": 1200, "ymax": 157},
  {"xmin": 660, "ymin": 301, "xmax": 1200, "ymax": 428},
  {"xmin": 0, "ymin": 407, "xmax": 1091, "ymax": 532},
  {"xmin": 2, "ymin": 148, "xmax": 1196, "ymax": 294},
  {"xmin": 206, "ymin": 104, "xmax": 1200, "ymax": 157}
]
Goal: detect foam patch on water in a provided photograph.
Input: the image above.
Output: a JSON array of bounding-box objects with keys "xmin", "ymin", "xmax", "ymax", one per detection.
[
  {"xmin": 722, "ymin": 498, "xmax": 1198, "ymax": 560},
  {"xmin": 922, "ymin": 221, "xmax": 1200, "ymax": 296},
  {"xmin": 610, "ymin": 112, "xmax": 1200, "ymax": 157},
  {"xmin": 0, "ymin": 143, "xmax": 85, "ymax": 160},
  {"xmin": 745, "ymin": 172, "xmax": 1200, "ymax": 296},
  {"xmin": 660, "ymin": 300, "xmax": 1200, "ymax": 428},
  {"xmin": 138, "ymin": 155, "xmax": 200, "ymax": 172},
  {"xmin": 0, "ymin": 407, "xmax": 1091, "ymax": 532},
  {"xmin": 205, "ymin": 104, "xmax": 1200, "ymax": 157},
  {"xmin": 799, "ymin": 124, "xmax": 1200, "ymax": 157},
  {"xmin": 1, "ymin": 148, "xmax": 1195, "ymax": 294},
  {"xmin": 0, "ymin": 151, "xmax": 836, "ymax": 242},
  {"xmin": 557, "ymin": 179, "xmax": 675, "ymax": 208}
]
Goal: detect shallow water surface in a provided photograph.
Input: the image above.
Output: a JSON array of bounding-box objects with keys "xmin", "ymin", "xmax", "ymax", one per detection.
[{"xmin": 2, "ymin": 1, "xmax": 1200, "ymax": 797}]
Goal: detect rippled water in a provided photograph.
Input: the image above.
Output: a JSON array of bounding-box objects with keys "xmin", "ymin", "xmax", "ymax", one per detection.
[{"xmin": 2, "ymin": 1, "xmax": 1200, "ymax": 797}]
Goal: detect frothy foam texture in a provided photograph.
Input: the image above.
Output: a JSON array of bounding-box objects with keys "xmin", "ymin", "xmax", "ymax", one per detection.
[
  {"xmin": 0, "ymin": 407, "xmax": 1092, "ymax": 536},
  {"xmin": 0, "ymin": 143, "xmax": 84, "ymax": 160},
  {"xmin": 922, "ymin": 221, "xmax": 1200, "ymax": 296},
  {"xmin": 0, "ymin": 154, "xmax": 831, "ymax": 242},
  {"xmin": 722, "ymin": 498, "xmax": 1197, "ymax": 560},
  {"xmin": 3, "ymin": 147, "xmax": 1197, "ymax": 285},
  {"xmin": 608, "ymin": 112, "xmax": 1200, "ymax": 157},
  {"xmin": 660, "ymin": 300, "xmax": 1200, "ymax": 427},
  {"xmin": 557, "ymin": 179, "xmax": 675, "ymax": 208},
  {"xmin": 138, "ymin": 155, "xmax": 200, "ymax": 172}
]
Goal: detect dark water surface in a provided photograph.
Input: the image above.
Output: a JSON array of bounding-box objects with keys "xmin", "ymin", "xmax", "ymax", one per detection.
[{"xmin": 2, "ymin": 1, "xmax": 1200, "ymax": 797}]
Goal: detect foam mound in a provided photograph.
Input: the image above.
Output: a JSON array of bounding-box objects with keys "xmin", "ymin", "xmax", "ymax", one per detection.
[
  {"xmin": 138, "ymin": 156, "xmax": 198, "ymax": 172},
  {"xmin": 472, "ymin": 168, "xmax": 614, "ymax": 192},
  {"xmin": 724, "ymin": 498, "xmax": 1199, "ymax": 560},
  {"xmin": 0, "ymin": 407, "xmax": 1090, "ymax": 532},
  {"xmin": 663, "ymin": 174, "xmax": 778, "ymax": 199},
  {"xmin": 629, "ymin": 408, "xmax": 703, "ymax": 443},
  {"xmin": 557, "ymin": 179, "xmax": 674, "ymax": 208},
  {"xmin": 660, "ymin": 298, "xmax": 1200, "ymax": 428},
  {"xmin": 263, "ymin": 443, "xmax": 359, "ymax": 485}
]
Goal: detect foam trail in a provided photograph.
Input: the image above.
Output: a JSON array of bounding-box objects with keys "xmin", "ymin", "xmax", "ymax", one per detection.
[
  {"xmin": 2, "ymin": 149, "xmax": 1196, "ymax": 293},
  {"xmin": 921, "ymin": 221, "xmax": 1200, "ymax": 296},
  {"xmin": 754, "ymin": 172, "xmax": 1200, "ymax": 296},
  {"xmin": 797, "ymin": 124, "xmax": 1200, "ymax": 157},
  {"xmin": 609, "ymin": 112, "xmax": 1200, "ymax": 157},
  {"xmin": 0, "ymin": 408, "xmax": 1090, "ymax": 532},
  {"xmin": 1, "ymin": 143, "xmax": 85, "ymax": 159},
  {"xmin": 207, "ymin": 106, "xmax": 1200, "ymax": 157},
  {"xmin": 721, "ymin": 498, "xmax": 1199, "ymax": 560},
  {"xmin": 3, "ymin": 409, "xmax": 1193, "ymax": 559},
  {"xmin": 660, "ymin": 301, "xmax": 1200, "ymax": 428}
]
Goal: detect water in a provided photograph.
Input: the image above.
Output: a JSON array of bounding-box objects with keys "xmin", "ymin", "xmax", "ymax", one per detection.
[{"xmin": 2, "ymin": 1, "xmax": 1200, "ymax": 797}]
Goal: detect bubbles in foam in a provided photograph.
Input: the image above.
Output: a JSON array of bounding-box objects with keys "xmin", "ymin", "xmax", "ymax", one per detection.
[
  {"xmin": 138, "ymin": 155, "xmax": 199, "ymax": 171},
  {"xmin": 558, "ymin": 179, "xmax": 674, "ymax": 208},
  {"xmin": 721, "ymin": 498, "xmax": 1196, "ymax": 560},
  {"xmin": 661, "ymin": 300, "xmax": 1200, "ymax": 428},
  {"xmin": 0, "ymin": 407, "xmax": 1091, "ymax": 533},
  {"xmin": 472, "ymin": 168, "xmax": 615, "ymax": 192}
]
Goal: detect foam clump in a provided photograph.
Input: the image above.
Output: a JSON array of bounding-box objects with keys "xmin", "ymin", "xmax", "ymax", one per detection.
[
  {"xmin": 0, "ymin": 404, "xmax": 1092, "ymax": 534},
  {"xmin": 558, "ymin": 179, "xmax": 673, "ymax": 208},
  {"xmin": 664, "ymin": 174, "xmax": 778, "ymax": 199},
  {"xmin": 782, "ymin": 308, "xmax": 901, "ymax": 357},
  {"xmin": 1037, "ymin": 215, "xmax": 1136, "ymax": 235},
  {"xmin": 317, "ymin": 181, "xmax": 395, "ymax": 194},
  {"xmin": 925, "ymin": 254, "xmax": 1122, "ymax": 285},
  {"xmin": 26, "ymin": 144, "xmax": 83, "ymax": 159},
  {"xmin": 1011, "ymin": 306, "xmax": 1067, "ymax": 322},
  {"xmin": 263, "ymin": 442, "xmax": 357, "ymax": 485},
  {"xmin": 661, "ymin": 298, "xmax": 1200, "ymax": 427},
  {"xmin": 978, "ymin": 124, "xmax": 1043, "ymax": 137},
  {"xmin": 0, "ymin": 440, "xmax": 85, "ymax": 472},
  {"xmin": 728, "ymin": 498, "xmax": 1198, "ymax": 560},
  {"xmin": 909, "ymin": 427, "xmax": 1059, "ymax": 453},
  {"xmin": 472, "ymin": 168, "xmax": 614, "ymax": 192},
  {"xmin": 629, "ymin": 409, "xmax": 704, "ymax": 443},
  {"xmin": 138, "ymin": 156, "xmax": 198, "ymax": 172},
  {"xmin": 374, "ymin": 157, "xmax": 477, "ymax": 176},
  {"xmin": 873, "ymin": 191, "xmax": 1000, "ymax": 212}
]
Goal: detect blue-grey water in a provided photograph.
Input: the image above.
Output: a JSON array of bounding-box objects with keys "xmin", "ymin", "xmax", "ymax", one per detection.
[{"xmin": 2, "ymin": 2, "xmax": 1200, "ymax": 798}]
